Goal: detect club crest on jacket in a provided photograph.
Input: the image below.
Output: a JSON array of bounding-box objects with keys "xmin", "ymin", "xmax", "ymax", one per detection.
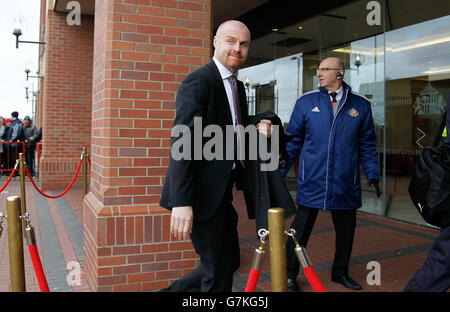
[{"xmin": 348, "ymin": 108, "xmax": 359, "ymax": 117}]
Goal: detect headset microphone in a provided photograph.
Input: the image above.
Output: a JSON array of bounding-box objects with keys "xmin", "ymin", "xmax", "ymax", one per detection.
[{"xmin": 336, "ymin": 72, "xmax": 343, "ymax": 78}]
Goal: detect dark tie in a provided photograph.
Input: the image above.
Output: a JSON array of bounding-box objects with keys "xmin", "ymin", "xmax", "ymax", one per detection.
[
  {"xmin": 330, "ymin": 91, "xmax": 337, "ymax": 115},
  {"xmin": 227, "ymin": 75, "xmax": 242, "ymax": 126},
  {"xmin": 226, "ymin": 75, "xmax": 245, "ymax": 168},
  {"xmin": 330, "ymin": 92, "xmax": 337, "ymax": 108}
]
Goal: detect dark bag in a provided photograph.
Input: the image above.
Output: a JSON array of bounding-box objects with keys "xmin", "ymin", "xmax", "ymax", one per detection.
[{"xmin": 408, "ymin": 112, "xmax": 450, "ymax": 228}]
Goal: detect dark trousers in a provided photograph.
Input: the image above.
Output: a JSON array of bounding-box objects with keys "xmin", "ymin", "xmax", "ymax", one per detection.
[
  {"xmin": 166, "ymin": 172, "xmax": 240, "ymax": 292},
  {"xmin": 8, "ymin": 144, "xmax": 23, "ymax": 171},
  {"xmin": 25, "ymin": 144, "xmax": 36, "ymax": 175},
  {"xmin": 1, "ymin": 148, "xmax": 7, "ymax": 171},
  {"xmin": 404, "ymin": 226, "xmax": 450, "ymax": 292},
  {"xmin": 286, "ymin": 205, "xmax": 357, "ymax": 279}
]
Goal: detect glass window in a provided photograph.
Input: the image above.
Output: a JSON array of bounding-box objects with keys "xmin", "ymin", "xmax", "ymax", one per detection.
[
  {"xmin": 238, "ymin": 0, "xmax": 450, "ymax": 225},
  {"xmin": 384, "ymin": 15, "xmax": 450, "ymax": 224}
]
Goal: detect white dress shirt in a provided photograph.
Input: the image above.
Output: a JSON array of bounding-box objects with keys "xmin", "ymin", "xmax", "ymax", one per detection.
[
  {"xmin": 329, "ymin": 86, "xmax": 344, "ymax": 116},
  {"xmin": 213, "ymin": 57, "xmax": 244, "ymax": 169},
  {"xmin": 213, "ymin": 57, "xmax": 238, "ymax": 127}
]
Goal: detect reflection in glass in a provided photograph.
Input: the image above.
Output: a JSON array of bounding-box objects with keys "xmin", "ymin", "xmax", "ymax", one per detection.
[{"xmin": 237, "ymin": 2, "xmax": 450, "ymax": 226}]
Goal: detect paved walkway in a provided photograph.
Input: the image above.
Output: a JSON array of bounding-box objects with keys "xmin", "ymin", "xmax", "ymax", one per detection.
[
  {"xmin": 0, "ymin": 178, "xmax": 89, "ymax": 292},
  {"xmin": 0, "ymin": 177, "xmax": 442, "ymax": 292},
  {"xmin": 234, "ymin": 194, "xmax": 439, "ymax": 292}
]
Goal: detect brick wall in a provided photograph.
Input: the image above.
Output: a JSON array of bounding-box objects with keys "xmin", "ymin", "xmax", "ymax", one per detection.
[
  {"xmin": 83, "ymin": 0, "xmax": 212, "ymax": 291},
  {"xmin": 40, "ymin": 9, "xmax": 94, "ymax": 190},
  {"xmin": 36, "ymin": 0, "xmax": 47, "ymax": 130}
]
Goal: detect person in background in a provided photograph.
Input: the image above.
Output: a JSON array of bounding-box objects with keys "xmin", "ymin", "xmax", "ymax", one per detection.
[
  {"xmin": 281, "ymin": 57, "xmax": 381, "ymax": 291},
  {"xmin": 30, "ymin": 126, "xmax": 42, "ymax": 143},
  {"xmin": 6, "ymin": 112, "xmax": 24, "ymax": 173},
  {"xmin": 29, "ymin": 126, "xmax": 43, "ymax": 177},
  {"xmin": 3, "ymin": 118, "xmax": 11, "ymax": 138},
  {"xmin": 23, "ymin": 115, "xmax": 38, "ymax": 176},
  {"xmin": 2, "ymin": 118, "xmax": 12, "ymax": 171},
  {"xmin": 403, "ymin": 106, "xmax": 450, "ymax": 292},
  {"xmin": 0, "ymin": 117, "xmax": 6, "ymax": 174}
]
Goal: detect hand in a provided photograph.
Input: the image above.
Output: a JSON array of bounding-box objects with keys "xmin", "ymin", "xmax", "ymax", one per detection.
[
  {"xmin": 170, "ymin": 206, "xmax": 193, "ymax": 241},
  {"xmin": 368, "ymin": 179, "xmax": 381, "ymax": 198},
  {"xmin": 256, "ymin": 119, "xmax": 272, "ymax": 137}
]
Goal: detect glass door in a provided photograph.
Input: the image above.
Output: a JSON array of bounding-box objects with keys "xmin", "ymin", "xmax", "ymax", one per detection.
[{"xmin": 384, "ymin": 15, "xmax": 450, "ymax": 225}]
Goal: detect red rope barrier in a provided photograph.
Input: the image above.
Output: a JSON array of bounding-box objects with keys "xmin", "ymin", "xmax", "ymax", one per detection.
[
  {"xmin": 303, "ymin": 266, "xmax": 327, "ymax": 292},
  {"xmin": 28, "ymin": 245, "xmax": 50, "ymax": 292},
  {"xmin": 0, "ymin": 169, "xmax": 18, "ymax": 193},
  {"xmin": 293, "ymin": 242, "xmax": 327, "ymax": 292},
  {"xmin": 244, "ymin": 242, "xmax": 265, "ymax": 292},
  {"xmin": 25, "ymin": 158, "xmax": 82, "ymax": 199},
  {"xmin": 245, "ymin": 268, "xmax": 261, "ymax": 292}
]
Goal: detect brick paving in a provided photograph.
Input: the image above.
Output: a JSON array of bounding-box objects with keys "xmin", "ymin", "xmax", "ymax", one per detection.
[
  {"xmin": 232, "ymin": 188, "xmax": 440, "ymax": 292},
  {"xmin": 0, "ymin": 178, "xmax": 89, "ymax": 292},
  {"xmin": 0, "ymin": 176, "xmax": 443, "ymax": 292}
]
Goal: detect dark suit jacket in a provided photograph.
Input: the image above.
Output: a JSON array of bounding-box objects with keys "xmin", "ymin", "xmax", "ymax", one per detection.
[
  {"xmin": 244, "ymin": 111, "xmax": 297, "ymax": 235},
  {"xmin": 160, "ymin": 59, "xmax": 249, "ymax": 222}
]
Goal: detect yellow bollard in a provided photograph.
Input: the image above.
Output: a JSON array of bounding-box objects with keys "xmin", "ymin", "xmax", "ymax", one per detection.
[
  {"xmin": 82, "ymin": 147, "xmax": 87, "ymax": 196},
  {"xmin": 268, "ymin": 207, "xmax": 287, "ymax": 292},
  {"xmin": 19, "ymin": 153, "xmax": 27, "ymax": 236},
  {"xmin": 7, "ymin": 196, "xmax": 26, "ymax": 292}
]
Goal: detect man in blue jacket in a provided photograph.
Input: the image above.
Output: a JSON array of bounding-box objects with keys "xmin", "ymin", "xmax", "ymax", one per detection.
[
  {"xmin": 6, "ymin": 111, "xmax": 25, "ymax": 171},
  {"xmin": 281, "ymin": 57, "xmax": 380, "ymax": 291}
]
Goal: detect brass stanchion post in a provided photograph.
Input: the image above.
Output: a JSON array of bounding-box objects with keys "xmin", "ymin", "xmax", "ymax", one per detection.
[
  {"xmin": 268, "ymin": 207, "xmax": 287, "ymax": 292},
  {"xmin": 7, "ymin": 196, "xmax": 26, "ymax": 292},
  {"xmin": 0, "ymin": 212, "xmax": 5, "ymax": 239},
  {"xmin": 82, "ymin": 147, "xmax": 87, "ymax": 196},
  {"xmin": 19, "ymin": 153, "xmax": 27, "ymax": 235}
]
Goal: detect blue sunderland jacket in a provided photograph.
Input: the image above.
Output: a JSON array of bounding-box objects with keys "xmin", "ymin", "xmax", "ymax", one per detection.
[{"xmin": 280, "ymin": 82, "xmax": 380, "ymax": 210}]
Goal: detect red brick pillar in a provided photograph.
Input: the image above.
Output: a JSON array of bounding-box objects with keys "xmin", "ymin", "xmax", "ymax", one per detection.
[
  {"xmin": 84, "ymin": 0, "xmax": 212, "ymax": 291},
  {"xmin": 40, "ymin": 9, "xmax": 94, "ymax": 190},
  {"xmin": 36, "ymin": 0, "xmax": 47, "ymax": 130}
]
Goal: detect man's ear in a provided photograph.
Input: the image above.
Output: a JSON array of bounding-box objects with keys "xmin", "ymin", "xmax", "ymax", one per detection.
[{"xmin": 213, "ymin": 36, "xmax": 217, "ymax": 48}]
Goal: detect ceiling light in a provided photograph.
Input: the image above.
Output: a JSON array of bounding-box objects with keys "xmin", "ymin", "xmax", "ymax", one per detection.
[
  {"xmin": 332, "ymin": 47, "xmax": 374, "ymax": 56},
  {"xmin": 390, "ymin": 36, "xmax": 450, "ymax": 53},
  {"xmin": 423, "ymin": 67, "xmax": 450, "ymax": 74}
]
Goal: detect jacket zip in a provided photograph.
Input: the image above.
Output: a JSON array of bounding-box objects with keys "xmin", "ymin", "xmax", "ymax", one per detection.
[
  {"xmin": 323, "ymin": 89, "xmax": 348, "ymax": 210},
  {"xmin": 302, "ymin": 159, "xmax": 305, "ymax": 181}
]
